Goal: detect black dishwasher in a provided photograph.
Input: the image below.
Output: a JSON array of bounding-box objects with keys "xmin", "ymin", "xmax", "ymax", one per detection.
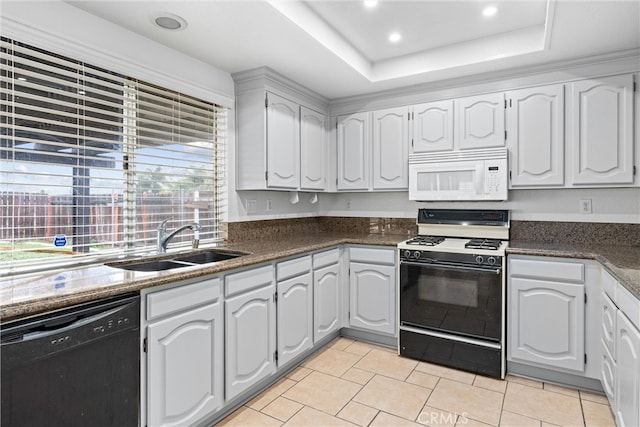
[{"xmin": 1, "ymin": 293, "xmax": 140, "ymax": 427}]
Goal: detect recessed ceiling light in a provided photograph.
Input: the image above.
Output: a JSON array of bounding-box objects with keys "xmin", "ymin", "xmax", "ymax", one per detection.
[
  {"xmin": 483, "ymin": 6, "xmax": 498, "ymax": 17},
  {"xmin": 150, "ymin": 12, "xmax": 188, "ymax": 31},
  {"xmin": 388, "ymin": 32, "xmax": 402, "ymax": 43},
  {"xmin": 364, "ymin": 0, "xmax": 378, "ymax": 8}
]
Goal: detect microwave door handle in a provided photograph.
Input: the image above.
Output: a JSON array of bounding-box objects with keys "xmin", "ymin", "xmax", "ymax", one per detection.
[{"xmin": 401, "ymin": 260, "xmax": 501, "ymax": 275}]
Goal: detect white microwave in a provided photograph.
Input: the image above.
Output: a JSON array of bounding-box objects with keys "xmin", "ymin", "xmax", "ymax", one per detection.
[{"xmin": 409, "ymin": 148, "xmax": 508, "ymax": 201}]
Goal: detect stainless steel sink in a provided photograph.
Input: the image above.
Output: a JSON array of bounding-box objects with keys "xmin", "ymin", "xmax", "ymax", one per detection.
[
  {"xmin": 173, "ymin": 250, "xmax": 243, "ymax": 264},
  {"xmin": 111, "ymin": 259, "xmax": 193, "ymax": 272},
  {"xmin": 107, "ymin": 249, "xmax": 246, "ymax": 271}
]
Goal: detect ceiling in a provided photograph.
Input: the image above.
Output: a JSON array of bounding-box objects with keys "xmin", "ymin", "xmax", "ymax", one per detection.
[{"xmin": 65, "ymin": 0, "xmax": 640, "ymax": 99}]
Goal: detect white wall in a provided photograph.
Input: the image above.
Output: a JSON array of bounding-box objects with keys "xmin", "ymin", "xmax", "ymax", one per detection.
[
  {"xmin": 229, "ymin": 187, "xmax": 640, "ymax": 223},
  {"xmin": 318, "ymin": 189, "xmax": 640, "ymax": 223},
  {"xmin": 1, "ymin": 0, "xmax": 234, "ymax": 106}
]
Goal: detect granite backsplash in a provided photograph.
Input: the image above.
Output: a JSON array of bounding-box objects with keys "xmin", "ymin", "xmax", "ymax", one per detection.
[
  {"xmin": 228, "ymin": 217, "xmax": 639, "ymax": 247},
  {"xmin": 510, "ymin": 221, "xmax": 640, "ymax": 246},
  {"xmin": 227, "ymin": 217, "xmax": 417, "ymax": 242}
]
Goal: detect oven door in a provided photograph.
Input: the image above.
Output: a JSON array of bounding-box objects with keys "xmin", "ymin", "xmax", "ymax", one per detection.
[{"xmin": 399, "ymin": 259, "xmax": 503, "ymax": 341}]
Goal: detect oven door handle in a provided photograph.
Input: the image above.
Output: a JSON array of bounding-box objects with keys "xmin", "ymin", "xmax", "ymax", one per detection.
[{"xmin": 401, "ymin": 260, "xmax": 501, "ymax": 275}]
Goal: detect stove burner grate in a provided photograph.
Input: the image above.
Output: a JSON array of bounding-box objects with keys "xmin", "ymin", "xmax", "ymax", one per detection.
[
  {"xmin": 406, "ymin": 235, "xmax": 445, "ymax": 246},
  {"xmin": 465, "ymin": 238, "xmax": 502, "ymax": 250}
]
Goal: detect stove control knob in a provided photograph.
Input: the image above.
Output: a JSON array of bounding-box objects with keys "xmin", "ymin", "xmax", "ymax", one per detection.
[
  {"xmin": 403, "ymin": 250, "xmax": 412, "ymax": 259},
  {"xmin": 487, "ymin": 256, "xmax": 497, "ymax": 265},
  {"xmin": 413, "ymin": 251, "xmax": 422, "ymax": 259},
  {"xmin": 475, "ymin": 255, "xmax": 484, "ymax": 264}
]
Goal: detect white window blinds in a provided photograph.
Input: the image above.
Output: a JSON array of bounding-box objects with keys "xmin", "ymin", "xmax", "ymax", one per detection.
[{"xmin": 0, "ymin": 37, "xmax": 227, "ymax": 272}]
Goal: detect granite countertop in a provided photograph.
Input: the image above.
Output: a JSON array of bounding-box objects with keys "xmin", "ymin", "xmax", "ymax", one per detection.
[
  {"xmin": 1, "ymin": 233, "xmax": 638, "ymax": 322},
  {"xmin": 507, "ymin": 241, "xmax": 640, "ymax": 298},
  {"xmin": 0, "ymin": 233, "xmax": 407, "ymax": 321}
]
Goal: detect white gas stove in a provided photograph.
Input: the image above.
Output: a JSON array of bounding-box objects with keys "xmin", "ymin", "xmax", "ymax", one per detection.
[
  {"xmin": 397, "ymin": 208, "xmax": 510, "ymax": 379},
  {"xmin": 398, "ymin": 209, "xmax": 510, "ymax": 258}
]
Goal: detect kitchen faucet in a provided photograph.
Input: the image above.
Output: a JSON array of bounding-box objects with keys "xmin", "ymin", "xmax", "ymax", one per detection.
[{"xmin": 157, "ymin": 218, "xmax": 201, "ymax": 253}]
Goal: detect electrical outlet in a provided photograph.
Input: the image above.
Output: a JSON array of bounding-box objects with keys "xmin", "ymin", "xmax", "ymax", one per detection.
[
  {"xmin": 580, "ymin": 199, "xmax": 592, "ymax": 214},
  {"xmin": 266, "ymin": 199, "xmax": 273, "ymax": 211},
  {"xmin": 246, "ymin": 199, "xmax": 257, "ymax": 214},
  {"xmin": 346, "ymin": 199, "xmax": 351, "ymax": 210}
]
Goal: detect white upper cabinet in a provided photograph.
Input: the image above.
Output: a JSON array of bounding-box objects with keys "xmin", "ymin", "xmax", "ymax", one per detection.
[
  {"xmin": 234, "ymin": 68, "xmax": 329, "ymax": 192},
  {"xmin": 568, "ymin": 74, "xmax": 634, "ymax": 186},
  {"xmin": 266, "ymin": 92, "xmax": 300, "ymax": 189},
  {"xmin": 372, "ymin": 107, "xmax": 409, "ymax": 190},
  {"xmin": 300, "ymin": 106, "xmax": 327, "ymax": 190},
  {"xmin": 507, "ymin": 84, "xmax": 565, "ymax": 188},
  {"xmin": 337, "ymin": 112, "xmax": 370, "ymax": 190},
  {"xmin": 456, "ymin": 92, "xmax": 506, "ymax": 150},
  {"xmin": 411, "ymin": 100, "xmax": 454, "ymax": 153},
  {"xmin": 337, "ymin": 108, "xmax": 409, "ymax": 191}
]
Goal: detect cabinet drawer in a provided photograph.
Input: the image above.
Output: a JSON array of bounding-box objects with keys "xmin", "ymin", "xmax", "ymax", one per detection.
[
  {"xmin": 509, "ymin": 258, "xmax": 584, "ymax": 283},
  {"xmin": 349, "ymin": 247, "xmax": 395, "ymax": 265},
  {"xmin": 617, "ymin": 282, "xmax": 640, "ymax": 330},
  {"xmin": 313, "ymin": 248, "xmax": 340, "ymax": 269},
  {"xmin": 147, "ymin": 277, "xmax": 221, "ymax": 321},
  {"xmin": 601, "ymin": 269, "xmax": 618, "ymax": 302},
  {"xmin": 277, "ymin": 255, "xmax": 312, "ymax": 281},
  {"xmin": 225, "ymin": 265, "xmax": 274, "ymax": 297}
]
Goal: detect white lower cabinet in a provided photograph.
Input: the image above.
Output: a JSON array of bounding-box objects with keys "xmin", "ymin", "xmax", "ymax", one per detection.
[
  {"xmin": 348, "ymin": 246, "xmax": 396, "ymax": 336},
  {"xmin": 225, "ymin": 265, "xmax": 276, "ymax": 401},
  {"xmin": 313, "ymin": 249, "xmax": 341, "ymax": 342},
  {"xmin": 615, "ymin": 311, "xmax": 640, "ymax": 427},
  {"xmin": 601, "ymin": 342, "xmax": 616, "ymax": 404},
  {"xmin": 276, "ymin": 256, "xmax": 313, "ymax": 366},
  {"xmin": 508, "ymin": 257, "xmax": 586, "ymax": 372},
  {"xmin": 603, "ymin": 269, "xmax": 640, "ymax": 427},
  {"xmin": 145, "ymin": 278, "xmax": 224, "ymax": 427},
  {"xmin": 601, "ymin": 291, "xmax": 617, "ymax": 404}
]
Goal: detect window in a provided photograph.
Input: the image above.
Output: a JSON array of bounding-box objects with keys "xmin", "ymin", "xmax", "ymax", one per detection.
[{"xmin": 1, "ymin": 37, "xmax": 227, "ymax": 273}]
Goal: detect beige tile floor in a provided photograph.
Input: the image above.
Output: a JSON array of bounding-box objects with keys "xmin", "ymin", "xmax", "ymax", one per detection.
[{"xmin": 218, "ymin": 338, "xmax": 616, "ymax": 427}]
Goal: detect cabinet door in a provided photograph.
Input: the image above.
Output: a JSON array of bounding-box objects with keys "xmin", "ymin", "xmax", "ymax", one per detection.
[
  {"xmin": 509, "ymin": 278, "xmax": 585, "ymax": 371},
  {"xmin": 300, "ymin": 106, "xmax": 327, "ymax": 191},
  {"xmin": 225, "ymin": 284, "xmax": 276, "ymax": 400},
  {"xmin": 457, "ymin": 92, "xmax": 505, "ymax": 149},
  {"xmin": 337, "ymin": 112, "xmax": 370, "ymax": 190},
  {"xmin": 601, "ymin": 342, "xmax": 616, "ymax": 405},
  {"xmin": 569, "ymin": 74, "xmax": 634, "ymax": 185},
  {"xmin": 147, "ymin": 302, "xmax": 223, "ymax": 427},
  {"xmin": 411, "ymin": 100, "xmax": 454, "ymax": 153},
  {"xmin": 277, "ymin": 271, "xmax": 313, "ymax": 366},
  {"xmin": 602, "ymin": 292, "xmax": 617, "ymax": 358},
  {"xmin": 266, "ymin": 92, "xmax": 299, "ymax": 189},
  {"xmin": 372, "ymin": 107, "xmax": 408, "ymax": 190},
  {"xmin": 313, "ymin": 262, "xmax": 341, "ymax": 342},
  {"xmin": 349, "ymin": 262, "xmax": 396, "ymax": 335},
  {"xmin": 507, "ymin": 85, "xmax": 565, "ymax": 187},
  {"xmin": 615, "ymin": 311, "xmax": 640, "ymax": 427}
]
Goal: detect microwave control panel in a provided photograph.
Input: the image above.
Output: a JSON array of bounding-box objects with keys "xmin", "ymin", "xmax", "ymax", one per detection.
[{"xmin": 484, "ymin": 159, "xmax": 507, "ymax": 199}]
